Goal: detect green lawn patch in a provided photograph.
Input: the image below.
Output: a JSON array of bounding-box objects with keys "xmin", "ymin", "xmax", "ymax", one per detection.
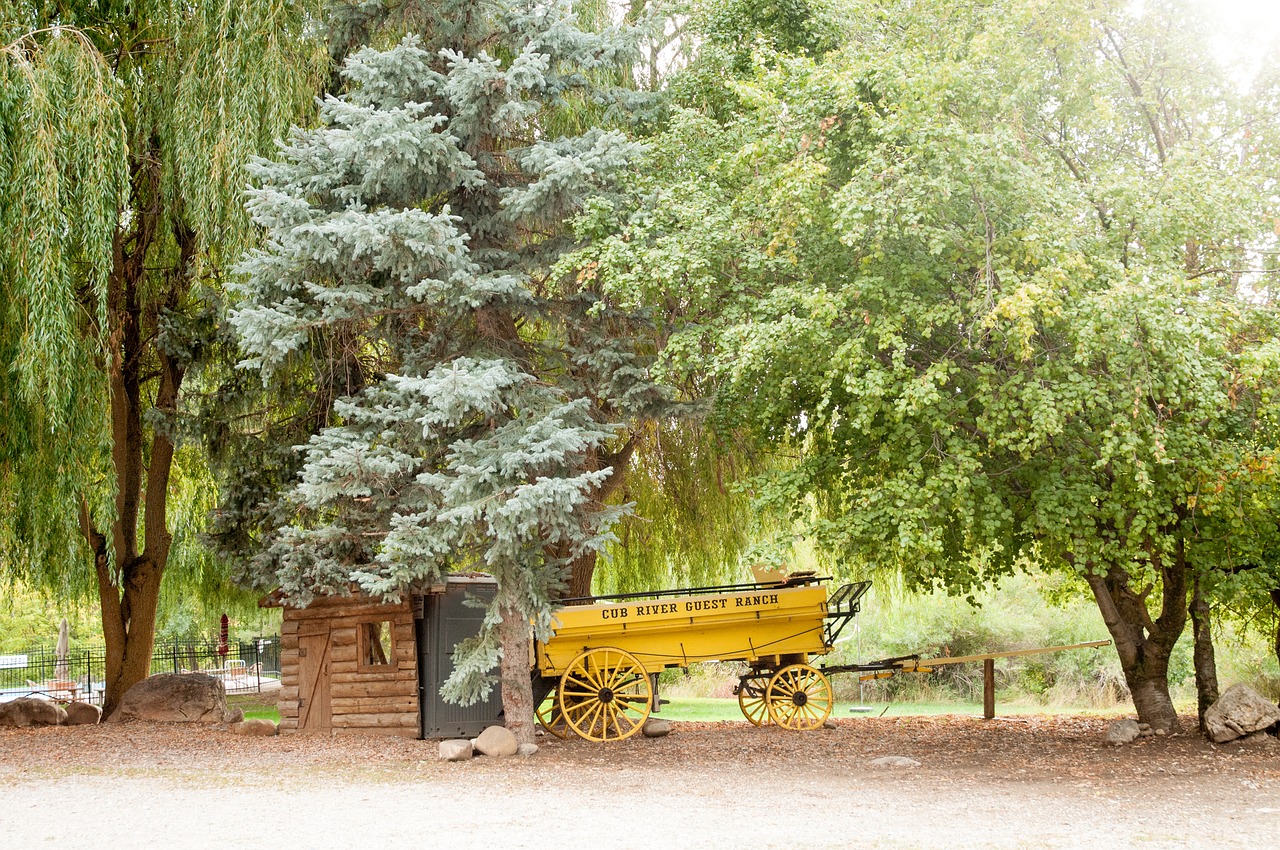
[{"xmin": 653, "ymin": 696, "xmax": 1130, "ymax": 722}]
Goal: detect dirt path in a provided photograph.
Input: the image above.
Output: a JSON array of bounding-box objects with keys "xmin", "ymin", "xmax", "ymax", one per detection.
[{"xmin": 2, "ymin": 715, "xmax": 1277, "ymax": 849}]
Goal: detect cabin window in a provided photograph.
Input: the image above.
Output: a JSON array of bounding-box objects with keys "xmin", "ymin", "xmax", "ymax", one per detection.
[{"xmin": 358, "ymin": 620, "xmax": 394, "ymax": 669}]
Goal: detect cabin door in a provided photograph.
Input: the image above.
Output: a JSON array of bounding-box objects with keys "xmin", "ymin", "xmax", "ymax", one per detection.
[{"xmin": 297, "ymin": 627, "xmax": 333, "ymax": 732}]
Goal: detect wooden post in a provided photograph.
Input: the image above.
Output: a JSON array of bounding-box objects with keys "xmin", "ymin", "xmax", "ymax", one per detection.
[{"xmin": 983, "ymin": 658, "xmax": 995, "ymax": 720}]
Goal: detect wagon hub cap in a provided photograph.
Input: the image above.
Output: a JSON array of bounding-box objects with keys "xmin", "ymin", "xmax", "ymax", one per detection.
[
  {"xmin": 598, "ymin": 687, "xmax": 615, "ymax": 703},
  {"xmin": 792, "ymin": 691, "xmax": 808, "ymax": 707}
]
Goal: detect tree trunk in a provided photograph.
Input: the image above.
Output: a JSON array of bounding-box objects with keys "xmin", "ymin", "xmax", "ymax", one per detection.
[
  {"xmin": 566, "ymin": 549, "xmax": 599, "ymax": 600},
  {"xmin": 93, "ymin": 329, "xmax": 182, "ymax": 716},
  {"xmin": 497, "ymin": 602, "xmax": 535, "ymax": 745},
  {"xmin": 98, "ymin": 556, "xmax": 166, "ymax": 717},
  {"xmin": 1270, "ymin": 589, "xmax": 1280, "ymax": 673},
  {"xmin": 1189, "ymin": 574, "xmax": 1219, "ymax": 732},
  {"xmin": 559, "ymin": 438, "xmax": 635, "ymax": 602},
  {"xmin": 86, "ymin": 147, "xmax": 188, "ymax": 717},
  {"xmin": 1083, "ymin": 553, "xmax": 1187, "ymax": 732}
]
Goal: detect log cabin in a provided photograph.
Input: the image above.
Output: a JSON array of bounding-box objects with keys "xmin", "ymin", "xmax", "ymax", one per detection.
[{"xmin": 263, "ymin": 575, "xmax": 504, "ymax": 738}]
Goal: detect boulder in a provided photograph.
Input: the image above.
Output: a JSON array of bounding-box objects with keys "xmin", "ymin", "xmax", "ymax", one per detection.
[
  {"xmin": 0, "ymin": 697, "xmax": 66, "ymax": 727},
  {"xmin": 439, "ymin": 739, "xmax": 474, "ymax": 761},
  {"xmin": 642, "ymin": 718, "xmax": 672, "ymax": 738},
  {"xmin": 473, "ymin": 725, "xmax": 519, "ymax": 757},
  {"xmin": 517, "ymin": 743, "xmax": 539, "ymax": 758},
  {"xmin": 222, "ymin": 708, "xmax": 245, "ymax": 724},
  {"xmin": 1204, "ymin": 684, "xmax": 1280, "ymax": 744},
  {"xmin": 1106, "ymin": 719, "xmax": 1142, "ymax": 745},
  {"xmin": 869, "ymin": 756, "xmax": 920, "ymax": 768},
  {"xmin": 229, "ymin": 719, "xmax": 278, "ymax": 737},
  {"xmin": 63, "ymin": 701, "xmax": 102, "ymax": 726},
  {"xmin": 113, "ymin": 673, "xmax": 226, "ymax": 723},
  {"xmin": 1235, "ymin": 730, "xmax": 1278, "ymax": 749}
]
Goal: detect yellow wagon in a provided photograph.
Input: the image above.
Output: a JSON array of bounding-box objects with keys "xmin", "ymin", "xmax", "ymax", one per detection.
[{"xmin": 532, "ymin": 575, "xmax": 870, "ymax": 741}]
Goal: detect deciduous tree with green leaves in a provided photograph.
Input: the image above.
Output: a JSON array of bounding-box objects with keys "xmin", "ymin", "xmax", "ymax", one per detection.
[
  {"xmin": 581, "ymin": 0, "xmax": 1280, "ymax": 731},
  {"xmin": 0, "ymin": 0, "xmax": 324, "ymax": 713}
]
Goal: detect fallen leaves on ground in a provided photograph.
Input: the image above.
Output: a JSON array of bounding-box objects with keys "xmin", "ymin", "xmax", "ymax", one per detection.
[{"xmin": 1, "ymin": 713, "xmax": 1275, "ymax": 790}]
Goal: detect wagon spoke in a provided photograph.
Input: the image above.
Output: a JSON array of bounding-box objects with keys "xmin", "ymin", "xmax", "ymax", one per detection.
[
  {"xmin": 536, "ymin": 694, "xmax": 572, "ymax": 740},
  {"xmin": 613, "ymin": 673, "xmax": 644, "ymax": 690},
  {"xmin": 591, "ymin": 701, "xmax": 610, "ymax": 734},
  {"xmin": 585, "ymin": 656, "xmax": 606, "ymax": 690},
  {"xmin": 609, "ymin": 707, "xmax": 625, "ymax": 739},
  {"xmin": 563, "ymin": 700, "xmax": 593, "ymax": 719}
]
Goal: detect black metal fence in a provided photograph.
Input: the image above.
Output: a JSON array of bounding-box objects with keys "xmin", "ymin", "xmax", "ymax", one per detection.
[{"xmin": 0, "ymin": 637, "xmax": 280, "ymax": 706}]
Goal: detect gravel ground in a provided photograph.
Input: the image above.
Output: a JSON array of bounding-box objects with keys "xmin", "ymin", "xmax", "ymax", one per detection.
[{"xmin": 2, "ymin": 715, "xmax": 1278, "ymax": 849}]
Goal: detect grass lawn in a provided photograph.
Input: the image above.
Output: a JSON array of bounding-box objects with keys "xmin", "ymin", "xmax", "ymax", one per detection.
[
  {"xmin": 227, "ymin": 693, "xmax": 281, "ymax": 723},
  {"xmin": 244, "ymin": 707, "xmax": 282, "ymax": 722},
  {"xmin": 655, "ymin": 696, "xmax": 1131, "ymax": 722}
]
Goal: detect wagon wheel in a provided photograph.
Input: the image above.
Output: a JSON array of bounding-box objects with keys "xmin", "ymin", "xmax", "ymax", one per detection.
[
  {"xmin": 536, "ymin": 693, "xmax": 572, "ymax": 740},
  {"xmin": 736, "ymin": 673, "xmax": 772, "ymax": 726},
  {"xmin": 766, "ymin": 664, "xmax": 833, "ymax": 731},
  {"xmin": 558, "ymin": 647, "xmax": 652, "ymax": 742}
]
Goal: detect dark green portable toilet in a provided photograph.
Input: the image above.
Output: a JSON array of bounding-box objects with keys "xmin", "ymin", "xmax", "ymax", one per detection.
[{"xmin": 416, "ymin": 574, "xmax": 506, "ymax": 738}]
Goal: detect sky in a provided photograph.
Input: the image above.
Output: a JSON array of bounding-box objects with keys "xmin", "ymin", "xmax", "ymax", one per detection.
[{"xmin": 1197, "ymin": 0, "xmax": 1280, "ymax": 87}]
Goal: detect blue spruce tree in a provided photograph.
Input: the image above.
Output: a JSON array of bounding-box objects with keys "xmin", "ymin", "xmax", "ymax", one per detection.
[{"xmin": 230, "ymin": 1, "xmax": 668, "ymax": 741}]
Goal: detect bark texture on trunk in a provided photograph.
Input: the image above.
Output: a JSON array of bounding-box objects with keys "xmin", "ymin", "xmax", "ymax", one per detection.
[
  {"xmin": 566, "ymin": 550, "xmax": 599, "ymax": 601},
  {"xmin": 79, "ymin": 146, "xmax": 189, "ymax": 718},
  {"xmin": 560, "ymin": 439, "xmax": 635, "ymax": 603},
  {"xmin": 1270, "ymin": 589, "xmax": 1280, "ymax": 673},
  {"xmin": 1189, "ymin": 575, "xmax": 1219, "ymax": 732},
  {"xmin": 1084, "ymin": 550, "xmax": 1187, "ymax": 733},
  {"xmin": 497, "ymin": 602, "xmax": 536, "ymax": 745}
]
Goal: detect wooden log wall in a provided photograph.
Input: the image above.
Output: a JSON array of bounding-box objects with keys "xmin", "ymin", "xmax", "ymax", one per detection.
[{"xmin": 278, "ymin": 595, "xmax": 419, "ymax": 737}]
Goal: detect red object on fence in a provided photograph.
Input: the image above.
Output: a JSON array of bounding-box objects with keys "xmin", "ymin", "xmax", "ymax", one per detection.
[{"xmin": 218, "ymin": 614, "xmax": 229, "ymax": 658}]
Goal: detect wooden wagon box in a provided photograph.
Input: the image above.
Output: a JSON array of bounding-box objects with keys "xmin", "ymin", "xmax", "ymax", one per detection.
[{"xmin": 537, "ymin": 583, "xmax": 831, "ymax": 676}]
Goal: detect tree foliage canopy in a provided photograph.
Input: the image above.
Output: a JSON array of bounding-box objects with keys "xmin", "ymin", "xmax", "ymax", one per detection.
[
  {"xmin": 576, "ymin": 0, "xmax": 1280, "ymax": 727},
  {"xmin": 0, "ymin": 0, "xmax": 324, "ymax": 578},
  {"xmin": 0, "ymin": 0, "xmax": 326, "ymax": 709},
  {"xmin": 228, "ymin": 1, "xmax": 673, "ymax": 705}
]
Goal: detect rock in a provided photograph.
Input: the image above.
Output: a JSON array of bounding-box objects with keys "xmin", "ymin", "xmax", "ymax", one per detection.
[
  {"xmin": 642, "ymin": 718, "xmax": 672, "ymax": 738},
  {"xmin": 439, "ymin": 739, "xmax": 474, "ymax": 761},
  {"xmin": 822, "ymin": 719, "xmax": 838, "ymax": 730},
  {"xmin": 229, "ymin": 718, "xmax": 278, "ymax": 737},
  {"xmin": 1106, "ymin": 719, "xmax": 1142, "ymax": 745},
  {"xmin": 473, "ymin": 725, "xmax": 519, "ymax": 757},
  {"xmin": 113, "ymin": 673, "xmax": 227, "ymax": 723},
  {"xmin": 869, "ymin": 756, "xmax": 920, "ymax": 768},
  {"xmin": 1204, "ymin": 684, "xmax": 1280, "ymax": 744},
  {"xmin": 63, "ymin": 701, "xmax": 102, "ymax": 726},
  {"xmin": 0, "ymin": 697, "xmax": 67, "ymax": 727},
  {"xmin": 1235, "ymin": 731, "xmax": 1277, "ymax": 749},
  {"xmin": 222, "ymin": 708, "xmax": 245, "ymax": 724},
  {"xmin": 517, "ymin": 743, "xmax": 539, "ymax": 757}
]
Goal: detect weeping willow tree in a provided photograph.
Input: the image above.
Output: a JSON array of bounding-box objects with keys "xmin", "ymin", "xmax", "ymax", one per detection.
[
  {"xmin": 0, "ymin": 1, "xmax": 325, "ymax": 714},
  {"xmin": 589, "ymin": 421, "xmax": 783, "ymax": 594}
]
